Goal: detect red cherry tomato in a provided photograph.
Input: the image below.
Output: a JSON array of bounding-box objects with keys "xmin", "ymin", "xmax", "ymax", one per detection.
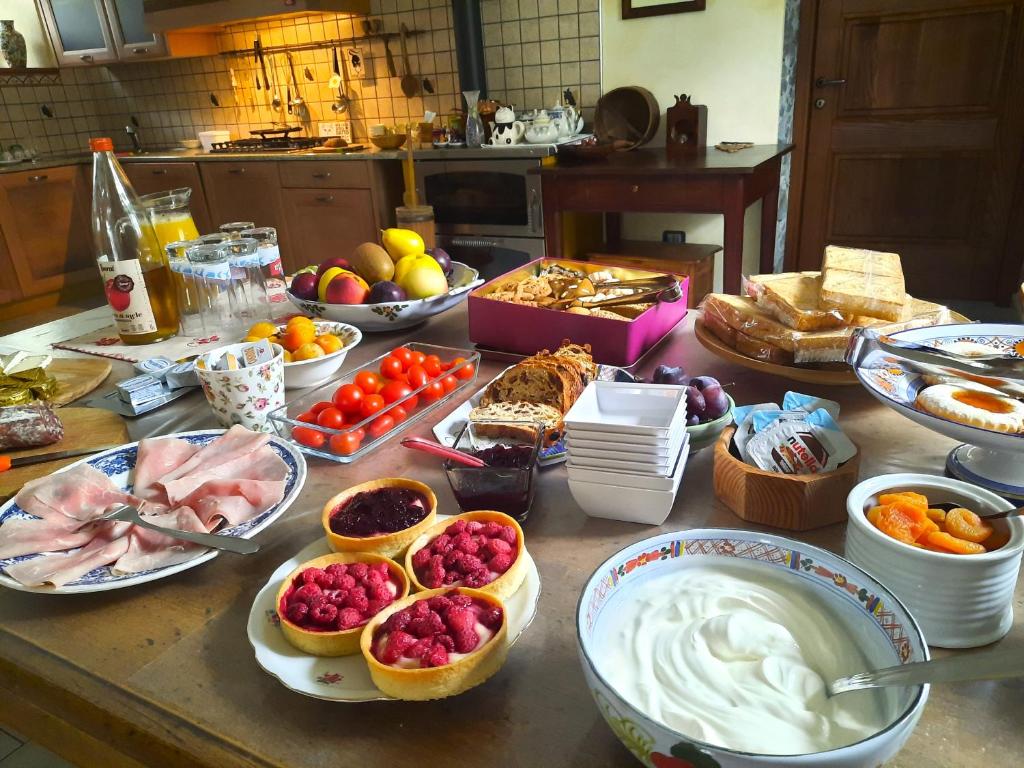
[
  {"xmin": 422, "ymin": 354, "xmax": 442, "ymax": 378},
  {"xmin": 379, "ymin": 380, "xmax": 416, "ymax": 409},
  {"xmin": 440, "ymin": 374, "xmax": 458, "ymax": 394},
  {"xmin": 440, "ymin": 360, "xmax": 453, "ymax": 372},
  {"xmin": 390, "ymin": 347, "xmax": 414, "ymax": 370},
  {"xmin": 316, "ymin": 407, "xmax": 345, "ymax": 430},
  {"xmin": 389, "ymin": 404, "xmax": 409, "ymax": 423},
  {"xmin": 352, "ymin": 426, "xmax": 366, "ymax": 442},
  {"xmin": 420, "ymin": 379, "xmax": 444, "ymax": 404},
  {"xmin": 408, "ymin": 350, "xmax": 426, "ymax": 367},
  {"xmin": 310, "ymin": 401, "xmax": 333, "ymax": 414},
  {"xmin": 332, "ymin": 383, "xmax": 364, "ymax": 415},
  {"xmin": 380, "ymin": 355, "xmax": 404, "ymax": 380},
  {"xmin": 406, "ymin": 364, "xmax": 429, "ymax": 390},
  {"xmin": 450, "ymin": 357, "xmax": 475, "ymax": 381},
  {"xmin": 354, "ymin": 371, "xmax": 382, "ymax": 396},
  {"xmin": 296, "ymin": 411, "xmax": 318, "ymax": 424},
  {"xmin": 360, "ymin": 394, "xmax": 386, "ymax": 419},
  {"xmin": 291, "ymin": 426, "xmax": 326, "ymax": 449},
  {"xmin": 368, "ymin": 414, "xmax": 396, "ymax": 438},
  {"xmin": 329, "ymin": 431, "xmax": 362, "ymax": 455}
]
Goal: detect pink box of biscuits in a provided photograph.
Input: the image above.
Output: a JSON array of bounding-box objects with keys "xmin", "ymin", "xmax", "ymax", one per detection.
[{"xmin": 467, "ymin": 258, "xmax": 689, "ymax": 367}]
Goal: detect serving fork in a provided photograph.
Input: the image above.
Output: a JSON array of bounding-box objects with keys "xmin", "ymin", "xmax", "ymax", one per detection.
[{"xmin": 93, "ymin": 504, "xmax": 259, "ymax": 555}]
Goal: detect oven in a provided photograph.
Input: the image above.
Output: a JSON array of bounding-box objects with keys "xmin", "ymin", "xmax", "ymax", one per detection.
[{"xmin": 416, "ymin": 157, "xmax": 545, "ymax": 280}]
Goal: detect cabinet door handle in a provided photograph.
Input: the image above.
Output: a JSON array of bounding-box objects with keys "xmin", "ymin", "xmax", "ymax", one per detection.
[
  {"xmin": 27, "ymin": 175, "xmax": 48, "ymax": 183},
  {"xmin": 315, "ymin": 194, "xmax": 335, "ymax": 203},
  {"xmin": 815, "ymin": 77, "xmax": 847, "ymax": 88},
  {"xmin": 228, "ymin": 168, "xmax": 246, "ymax": 175},
  {"xmin": 80, "ymin": 54, "xmax": 94, "ymax": 63},
  {"xmin": 312, "ymin": 172, "xmax": 331, "ymax": 179},
  {"xmin": 131, "ymin": 47, "xmax": 148, "ymax": 55},
  {"xmin": 152, "ymin": 169, "xmax": 168, "ymax": 175}
]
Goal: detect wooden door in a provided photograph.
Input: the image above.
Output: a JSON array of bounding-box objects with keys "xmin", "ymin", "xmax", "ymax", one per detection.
[
  {"xmin": 793, "ymin": 0, "xmax": 1024, "ymax": 301},
  {"xmin": 279, "ymin": 189, "xmax": 377, "ymax": 273},
  {"xmin": 123, "ymin": 162, "xmax": 213, "ymax": 233},
  {"xmin": 200, "ymin": 162, "xmax": 290, "ymax": 256},
  {"xmin": 0, "ymin": 166, "xmax": 98, "ymax": 298}
]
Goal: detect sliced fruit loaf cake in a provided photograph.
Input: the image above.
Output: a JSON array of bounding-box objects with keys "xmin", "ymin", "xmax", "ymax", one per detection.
[{"xmin": 468, "ymin": 401, "xmax": 564, "ymax": 445}]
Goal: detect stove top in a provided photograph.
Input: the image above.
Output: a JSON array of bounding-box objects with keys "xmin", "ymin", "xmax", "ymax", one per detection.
[{"xmin": 209, "ymin": 126, "xmax": 320, "ymax": 154}]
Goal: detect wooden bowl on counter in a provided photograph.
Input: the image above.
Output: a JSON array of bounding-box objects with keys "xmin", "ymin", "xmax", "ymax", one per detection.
[
  {"xmin": 713, "ymin": 426, "xmax": 860, "ymax": 531},
  {"xmin": 370, "ymin": 134, "xmax": 407, "ymax": 151}
]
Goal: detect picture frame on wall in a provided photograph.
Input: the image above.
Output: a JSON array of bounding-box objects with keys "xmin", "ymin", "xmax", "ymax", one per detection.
[{"xmin": 621, "ymin": 0, "xmax": 706, "ymax": 20}]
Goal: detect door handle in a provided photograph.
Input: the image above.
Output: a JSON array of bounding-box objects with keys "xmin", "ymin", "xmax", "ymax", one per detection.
[
  {"xmin": 152, "ymin": 169, "xmax": 168, "ymax": 175},
  {"xmin": 228, "ymin": 168, "xmax": 246, "ymax": 175},
  {"xmin": 312, "ymin": 172, "xmax": 331, "ymax": 179},
  {"xmin": 80, "ymin": 54, "xmax": 94, "ymax": 63},
  {"xmin": 27, "ymin": 175, "xmax": 47, "ymax": 183},
  {"xmin": 315, "ymin": 194, "xmax": 334, "ymax": 203},
  {"xmin": 528, "ymin": 187, "xmax": 540, "ymax": 232},
  {"xmin": 131, "ymin": 48, "xmax": 148, "ymax": 55},
  {"xmin": 815, "ymin": 77, "xmax": 847, "ymax": 87}
]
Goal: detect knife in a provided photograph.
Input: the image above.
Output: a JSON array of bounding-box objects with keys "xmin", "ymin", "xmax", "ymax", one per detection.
[
  {"xmin": 0, "ymin": 446, "xmax": 111, "ymax": 473},
  {"xmin": 256, "ymin": 35, "xmax": 270, "ymax": 91}
]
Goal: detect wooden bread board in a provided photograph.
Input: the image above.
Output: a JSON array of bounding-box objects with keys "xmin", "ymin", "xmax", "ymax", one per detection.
[
  {"xmin": 48, "ymin": 358, "xmax": 113, "ymax": 406},
  {"xmin": 0, "ymin": 407, "xmax": 129, "ymax": 497}
]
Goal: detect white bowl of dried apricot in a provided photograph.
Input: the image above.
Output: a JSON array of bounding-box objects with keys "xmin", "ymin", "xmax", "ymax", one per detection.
[{"xmin": 846, "ymin": 473, "xmax": 1022, "ymax": 649}]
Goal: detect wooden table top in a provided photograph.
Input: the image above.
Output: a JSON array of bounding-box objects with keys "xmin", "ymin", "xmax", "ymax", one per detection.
[
  {"xmin": 535, "ymin": 144, "xmax": 794, "ymax": 177},
  {"xmin": 0, "ymin": 307, "xmax": 1021, "ymax": 768}
]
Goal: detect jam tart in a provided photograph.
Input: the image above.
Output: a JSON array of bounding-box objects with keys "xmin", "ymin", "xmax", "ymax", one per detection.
[
  {"xmin": 404, "ymin": 511, "xmax": 527, "ymax": 601},
  {"xmin": 276, "ymin": 552, "xmax": 410, "ymax": 657},
  {"xmin": 360, "ymin": 587, "xmax": 509, "ymax": 700},
  {"xmin": 322, "ymin": 478, "xmax": 437, "ymax": 559}
]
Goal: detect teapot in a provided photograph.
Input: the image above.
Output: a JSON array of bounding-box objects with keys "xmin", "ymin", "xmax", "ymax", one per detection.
[
  {"xmin": 490, "ymin": 106, "xmax": 526, "ymax": 145},
  {"xmin": 525, "ymin": 122, "xmax": 560, "ymax": 144}
]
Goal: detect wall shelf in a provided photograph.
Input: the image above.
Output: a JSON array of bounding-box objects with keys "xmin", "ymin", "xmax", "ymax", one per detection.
[{"xmin": 0, "ymin": 68, "xmax": 61, "ymax": 86}]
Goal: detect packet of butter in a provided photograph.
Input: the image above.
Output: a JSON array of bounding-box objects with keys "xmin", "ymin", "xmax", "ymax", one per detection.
[
  {"xmin": 240, "ymin": 338, "xmax": 275, "ymax": 368},
  {"xmin": 745, "ymin": 409, "xmax": 856, "ymax": 474},
  {"xmin": 782, "ymin": 391, "xmax": 841, "ymax": 420}
]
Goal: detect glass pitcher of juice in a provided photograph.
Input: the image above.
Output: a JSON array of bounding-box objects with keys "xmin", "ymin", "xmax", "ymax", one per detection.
[{"xmin": 140, "ymin": 188, "xmax": 200, "ymax": 248}]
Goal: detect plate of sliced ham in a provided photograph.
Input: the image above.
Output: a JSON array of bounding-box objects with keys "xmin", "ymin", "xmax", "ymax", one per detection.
[{"xmin": 0, "ymin": 425, "xmax": 307, "ymax": 593}]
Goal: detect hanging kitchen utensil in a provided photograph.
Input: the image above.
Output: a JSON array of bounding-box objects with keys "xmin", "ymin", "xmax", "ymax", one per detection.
[
  {"xmin": 329, "ymin": 46, "xmax": 343, "ymax": 90},
  {"xmin": 304, "ymin": 66, "xmax": 314, "ymax": 82},
  {"xmin": 422, "ymin": 78, "xmax": 434, "ymax": 94},
  {"xmin": 270, "ymin": 54, "xmax": 282, "ymax": 112},
  {"xmin": 382, "ymin": 31, "xmax": 398, "ymax": 77},
  {"xmin": 256, "ymin": 35, "xmax": 270, "ymax": 91},
  {"xmin": 332, "ymin": 46, "xmax": 351, "ymax": 114},
  {"xmin": 287, "ymin": 52, "xmax": 310, "ymax": 123},
  {"xmin": 253, "ymin": 38, "xmax": 261, "ymax": 91},
  {"xmin": 399, "ymin": 23, "xmax": 419, "ymax": 97}
]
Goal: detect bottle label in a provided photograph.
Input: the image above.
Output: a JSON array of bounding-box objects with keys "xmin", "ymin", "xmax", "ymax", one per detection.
[{"xmin": 98, "ymin": 259, "xmax": 158, "ymax": 335}]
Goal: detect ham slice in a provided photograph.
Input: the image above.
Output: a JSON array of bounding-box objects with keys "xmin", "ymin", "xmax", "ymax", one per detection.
[
  {"xmin": 4, "ymin": 527, "xmax": 131, "ymax": 587},
  {"xmin": 175, "ymin": 478, "xmax": 286, "ymax": 529},
  {"xmin": 15, "ymin": 465, "xmax": 141, "ymax": 523},
  {"xmin": 157, "ymin": 425, "xmax": 269, "ymax": 486},
  {"xmin": 0, "ymin": 516, "xmax": 105, "ymax": 560},
  {"xmin": 161, "ymin": 445, "xmax": 288, "ymax": 506},
  {"xmin": 113, "ymin": 506, "xmax": 209, "ymax": 574},
  {"xmin": 133, "ymin": 437, "xmax": 200, "ymax": 504}
]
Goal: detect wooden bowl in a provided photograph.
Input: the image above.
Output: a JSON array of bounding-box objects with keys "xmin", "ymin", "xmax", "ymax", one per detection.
[
  {"xmin": 370, "ymin": 134, "xmax": 407, "ymax": 150},
  {"xmin": 713, "ymin": 426, "xmax": 861, "ymax": 531},
  {"xmin": 594, "ymin": 86, "xmax": 659, "ymax": 150}
]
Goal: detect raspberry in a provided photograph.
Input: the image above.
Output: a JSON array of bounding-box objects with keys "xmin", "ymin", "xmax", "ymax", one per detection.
[
  {"xmin": 306, "ymin": 593, "xmax": 328, "ymax": 611},
  {"xmin": 373, "ymin": 562, "xmax": 390, "ymax": 576},
  {"xmin": 325, "ymin": 563, "xmax": 348, "ymax": 578},
  {"xmin": 407, "ymin": 616, "xmax": 434, "ymax": 638},
  {"xmin": 480, "ymin": 607, "xmax": 504, "ymax": 630},
  {"xmin": 348, "ymin": 562, "xmax": 369, "ymax": 579},
  {"xmin": 310, "ymin": 602, "xmax": 338, "ymax": 626},
  {"xmin": 327, "ymin": 589, "xmax": 348, "ymax": 606},
  {"xmin": 411, "ymin": 548, "xmax": 432, "ymax": 569},
  {"xmin": 484, "ymin": 538, "xmax": 513, "ymax": 557},
  {"xmin": 443, "ymin": 571, "xmax": 461, "ymax": 585},
  {"xmin": 427, "ymin": 595, "xmax": 453, "ymax": 613},
  {"xmin": 407, "ymin": 638, "xmax": 432, "ymax": 659},
  {"xmin": 446, "ymin": 606, "xmax": 475, "ymax": 632},
  {"xmin": 467, "ymin": 521, "xmax": 485, "ymax": 533},
  {"xmin": 460, "ymin": 554, "xmax": 483, "ymax": 574},
  {"xmin": 443, "ymin": 549, "xmax": 465, "ymax": 568},
  {"xmin": 499, "ymin": 526, "xmax": 517, "ymax": 545},
  {"xmin": 301, "ymin": 568, "xmax": 325, "ymax": 586},
  {"xmin": 423, "ymin": 566, "xmax": 444, "ymax": 588},
  {"xmin": 429, "ymin": 554, "xmax": 445, "ymax": 571},
  {"xmin": 371, "ymin": 582, "xmax": 393, "ymax": 602},
  {"xmin": 336, "ymin": 574, "xmax": 356, "ymax": 590},
  {"xmin": 338, "ymin": 607, "xmax": 363, "ymax": 630},
  {"xmin": 380, "ymin": 630, "xmax": 417, "ymax": 663},
  {"xmin": 345, "ymin": 591, "xmax": 369, "ymax": 613},
  {"xmin": 446, "ymin": 520, "xmax": 467, "ymax": 536},
  {"xmin": 292, "ymin": 583, "xmax": 323, "ymax": 604},
  {"xmin": 424, "ymin": 644, "xmax": 449, "ymax": 668},
  {"xmin": 386, "ymin": 609, "xmax": 412, "ymax": 633},
  {"xmin": 365, "ymin": 569, "xmax": 385, "ymax": 586},
  {"xmin": 367, "ymin": 599, "xmax": 387, "ymax": 616},
  {"xmin": 453, "ymin": 627, "xmax": 480, "ymax": 654},
  {"xmin": 412, "ymin": 601, "xmax": 431, "ymax": 618},
  {"xmin": 483, "ymin": 521, "xmax": 504, "ymax": 538},
  {"xmin": 436, "ymin": 633, "xmax": 454, "ymax": 651},
  {"xmin": 449, "ymin": 594, "xmax": 472, "ymax": 608},
  {"xmin": 463, "ymin": 568, "xmax": 492, "ymax": 588},
  {"xmin": 285, "ymin": 602, "xmax": 308, "ymax": 624},
  {"xmin": 489, "ymin": 553, "xmax": 513, "ymax": 574},
  {"xmin": 456, "ymin": 533, "xmax": 479, "ymax": 555},
  {"xmin": 432, "ymin": 533, "xmax": 453, "ymax": 554}
]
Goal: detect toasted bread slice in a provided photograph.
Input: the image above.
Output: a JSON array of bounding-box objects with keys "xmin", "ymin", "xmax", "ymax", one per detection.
[
  {"xmin": 819, "ymin": 246, "xmax": 906, "ymax": 321},
  {"xmin": 758, "ymin": 273, "xmax": 852, "ymax": 331},
  {"xmin": 702, "ymin": 294, "xmax": 799, "ymax": 351},
  {"xmin": 744, "ymin": 271, "xmax": 821, "ymax": 299},
  {"xmin": 703, "ymin": 306, "xmax": 793, "ymax": 364}
]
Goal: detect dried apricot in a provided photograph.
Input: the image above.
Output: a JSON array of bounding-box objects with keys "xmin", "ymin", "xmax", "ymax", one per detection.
[
  {"xmin": 925, "ymin": 531, "xmax": 986, "ymax": 555},
  {"xmin": 880, "ymin": 492, "xmax": 928, "ymax": 512},
  {"xmin": 876, "ymin": 507, "xmax": 921, "ymax": 544},
  {"xmin": 943, "ymin": 508, "xmax": 993, "ymax": 544},
  {"xmin": 914, "ymin": 518, "xmax": 940, "ymax": 541},
  {"xmin": 867, "ymin": 506, "xmax": 885, "ymax": 526},
  {"xmin": 886, "ymin": 498, "xmax": 930, "ymax": 524},
  {"xmin": 925, "ymin": 508, "xmax": 947, "ymax": 524}
]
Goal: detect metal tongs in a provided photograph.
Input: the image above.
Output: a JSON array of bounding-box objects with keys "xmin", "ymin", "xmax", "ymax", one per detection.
[
  {"xmin": 550, "ymin": 275, "xmax": 681, "ymax": 309},
  {"xmin": 846, "ymin": 328, "xmax": 1024, "ymax": 393}
]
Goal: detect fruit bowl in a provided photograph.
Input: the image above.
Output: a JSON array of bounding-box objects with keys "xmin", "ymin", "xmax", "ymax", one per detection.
[
  {"xmin": 277, "ymin": 321, "xmax": 362, "ymax": 389},
  {"xmin": 577, "ymin": 528, "xmax": 929, "ymax": 768},
  {"xmin": 684, "ymin": 393, "xmax": 735, "ymax": 451},
  {"xmin": 286, "ymin": 261, "xmax": 483, "ymax": 332}
]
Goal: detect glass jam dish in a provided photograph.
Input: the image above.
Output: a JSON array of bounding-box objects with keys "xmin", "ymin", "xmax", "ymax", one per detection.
[{"xmin": 444, "ymin": 421, "xmax": 542, "ymax": 524}]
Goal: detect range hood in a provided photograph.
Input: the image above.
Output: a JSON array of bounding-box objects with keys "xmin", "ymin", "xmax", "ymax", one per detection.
[{"xmin": 144, "ymin": 0, "xmax": 370, "ymax": 31}]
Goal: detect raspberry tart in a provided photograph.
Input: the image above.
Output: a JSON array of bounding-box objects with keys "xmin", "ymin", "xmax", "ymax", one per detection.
[
  {"xmin": 322, "ymin": 478, "xmax": 437, "ymax": 559},
  {"xmin": 360, "ymin": 587, "xmax": 509, "ymax": 700},
  {"xmin": 275, "ymin": 552, "xmax": 410, "ymax": 656},
  {"xmin": 405, "ymin": 511, "xmax": 527, "ymax": 600}
]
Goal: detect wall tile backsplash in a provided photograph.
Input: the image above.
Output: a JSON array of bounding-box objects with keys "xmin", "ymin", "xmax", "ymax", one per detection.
[{"xmin": 0, "ymin": 0, "xmax": 601, "ymax": 157}]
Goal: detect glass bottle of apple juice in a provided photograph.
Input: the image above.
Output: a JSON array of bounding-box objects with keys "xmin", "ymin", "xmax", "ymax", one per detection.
[{"xmin": 90, "ymin": 137, "xmax": 179, "ymax": 344}]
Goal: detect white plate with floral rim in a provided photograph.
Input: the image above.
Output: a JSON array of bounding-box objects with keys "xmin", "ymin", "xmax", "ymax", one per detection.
[
  {"xmin": 247, "ymin": 532, "xmax": 541, "ymax": 702},
  {"xmin": 0, "ymin": 430, "xmax": 307, "ymax": 594}
]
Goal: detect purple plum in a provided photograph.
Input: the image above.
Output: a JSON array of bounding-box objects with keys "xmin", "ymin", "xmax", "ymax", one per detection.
[
  {"xmin": 290, "ymin": 272, "xmax": 319, "ymax": 301},
  {"xmin": 426, "ymin": 247, "xmax": 453, "ymax": 276},
  {"xmin": 367, "ymin": 280, "xmax": 408, "ymax": 304}
]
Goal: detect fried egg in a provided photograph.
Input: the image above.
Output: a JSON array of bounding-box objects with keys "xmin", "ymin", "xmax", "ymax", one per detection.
[{"xmin": 916, "ymin": 382, "xmax": 1024, "ymax": 433}]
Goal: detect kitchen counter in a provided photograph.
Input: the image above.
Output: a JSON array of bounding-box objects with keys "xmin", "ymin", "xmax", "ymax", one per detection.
[{"xmin": 0, "ymin": 306, "xmax": 1020, "ymax": 768}]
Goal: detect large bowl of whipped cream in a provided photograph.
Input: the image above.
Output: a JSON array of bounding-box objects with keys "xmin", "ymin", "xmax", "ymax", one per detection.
[{"xmin": 576, "ymin": 528, "xmax": 928, "ymax": 768}]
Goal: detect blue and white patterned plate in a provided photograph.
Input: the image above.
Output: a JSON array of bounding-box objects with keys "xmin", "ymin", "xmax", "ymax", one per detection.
[
  {"xmin": 854, "ymin": 323, "xmax": 1024, "ymax": 453},
  {"xmin": 0, "ymin": 430, "xmax": 307, "ymax": 594}
]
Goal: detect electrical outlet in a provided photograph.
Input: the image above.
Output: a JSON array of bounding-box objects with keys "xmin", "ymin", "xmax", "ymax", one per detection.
[{"xmin": 317, "ymin": 122, "xmax": 338, "ymax": 137}]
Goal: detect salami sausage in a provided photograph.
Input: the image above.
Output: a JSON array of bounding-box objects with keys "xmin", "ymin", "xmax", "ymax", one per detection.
[{"xmin": 0, "ymin": 404, "xmax": 64, "ymax": 450}]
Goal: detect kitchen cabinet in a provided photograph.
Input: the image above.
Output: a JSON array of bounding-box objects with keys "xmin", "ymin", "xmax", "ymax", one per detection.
[
  {"xmin": 0, "ymin": 165, "xmax": 98, "ymax": 297},
  {"xmin": 123, "ymin": 161, "xmax": 213, "ymax": 234},
  {"xmin": 103, "ymin": 0, "xmax": 168, "ymax": 60},
  {"xmin": 0, "ymin": 227, "xmax": 22, "ymax": 306},
  {"xmin": 280, "ymin": 189, "xmax": 377, "ymax": 270}
]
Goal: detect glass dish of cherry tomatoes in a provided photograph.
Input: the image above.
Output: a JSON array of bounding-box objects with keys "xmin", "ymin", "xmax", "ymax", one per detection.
[{"xmin": 268, "ymin": 342, "xmax": 480, "ymax": 463}]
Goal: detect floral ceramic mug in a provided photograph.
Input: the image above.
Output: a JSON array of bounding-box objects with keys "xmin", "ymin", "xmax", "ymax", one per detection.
[{"xmin": 196, "ymin": 342, "xmax": 285, "ymax": 433}]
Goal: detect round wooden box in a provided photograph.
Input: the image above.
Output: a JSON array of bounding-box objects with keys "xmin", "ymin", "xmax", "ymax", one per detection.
[{"xmin": 712, "ymin": 426, "xmax": 861, "ymax": 531}]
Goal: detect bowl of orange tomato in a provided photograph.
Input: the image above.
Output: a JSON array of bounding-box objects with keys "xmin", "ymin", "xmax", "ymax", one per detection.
[{"xmin": 244, "ymin": 317, "xmax": 362, "ymax": 390}]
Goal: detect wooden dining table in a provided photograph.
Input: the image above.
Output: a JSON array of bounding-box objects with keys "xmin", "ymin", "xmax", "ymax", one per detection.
[{"xmin": 0, "ymin": 306, "xmax": 1020, "ymax": 768}]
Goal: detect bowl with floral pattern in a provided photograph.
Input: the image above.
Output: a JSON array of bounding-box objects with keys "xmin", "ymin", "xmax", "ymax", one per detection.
[
  {"xmin": 286, "ymin": 262, "xmax": 483, "ymax": 333},
  {"xmin": 576, "ymin": 528, "xmax": 929, "ymax": 768}
]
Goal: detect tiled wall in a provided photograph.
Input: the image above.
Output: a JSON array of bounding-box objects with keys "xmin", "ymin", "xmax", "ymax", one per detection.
[{"xmin": 0, "ymin": 0, "xmax": 601, "ymax": 157}]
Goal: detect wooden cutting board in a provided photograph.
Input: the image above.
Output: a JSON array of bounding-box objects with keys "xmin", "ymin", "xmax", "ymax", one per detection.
[
  {"xmin": 48, "ymin": 358, "xmax": 113, "ymax": 406},
  {"xmin": 0, "ymin": 407, "xmax": 129, "ymax": 497}
]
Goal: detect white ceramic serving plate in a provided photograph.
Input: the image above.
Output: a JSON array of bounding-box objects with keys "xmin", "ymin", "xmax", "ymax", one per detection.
[
  {"xmin": 278, "ymin": 321, "xmax": 362, "ymax": 389},
  {"xmin": 564, "ymin": 382, "xmax": 687, "ymax": 437},
  {"xmin": 568, "ymin": 440, "xmax": 689, "ymax": 523},
  {"xmin": 247, "ymin": 534, "xmax": 541, "ymax": 702},
  {"xmin": 286, "ymin": 261, "xmax": 483, "ymax": 332},
  {"xmin": 577, "ymin": 529, "xmax": 929, "ymax": 768},
  {"xmin": 845, "ymin": 473, "xmax": 1023, "ymax": 648},
  {"xmin": 853, "ymin": 323, "xmax": 1024, "ymax": 498},
  {"xmin": 0, "ymin": 430, "xmax": 307, "ymax": 594}
]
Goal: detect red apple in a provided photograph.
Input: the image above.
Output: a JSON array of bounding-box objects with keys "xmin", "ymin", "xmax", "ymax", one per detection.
[
  {"xmin": 324, "ymin": 275, "xmax": 369, "ymax": 304},
  {"xmin": 315, "ymin": 256, "xmax": 352, "ymax": 284}
]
